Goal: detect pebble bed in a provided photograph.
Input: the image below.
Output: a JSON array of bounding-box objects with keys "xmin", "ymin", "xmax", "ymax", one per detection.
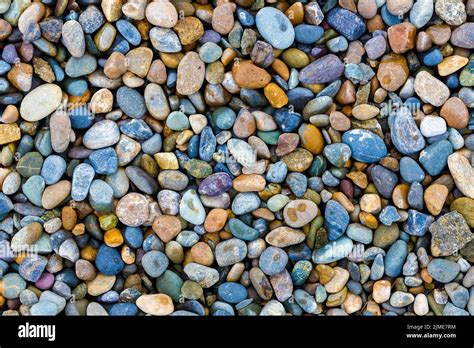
[{"xmin": 0, "ymin": 0, "xmax": 473, "ymax": 317}]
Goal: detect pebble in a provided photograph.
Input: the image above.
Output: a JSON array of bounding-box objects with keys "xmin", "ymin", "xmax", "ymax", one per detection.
[
  {"xmin": 255, "ymin": 7, "xmax": 294, "ymax": 50},
  {"xmin": 428, "ymin": 259, "xmax": 460, "ymax": 283},
  {"xmin": 20, "ymin": 84, "xmax": 62, "ymax": 122},
  {"xmin": 342, "ymin": 129, "xmax": 387, "ymax": 163},
  {"xmin": 414, "ymin": 71, "xmax": 450, "ymax": 107}
]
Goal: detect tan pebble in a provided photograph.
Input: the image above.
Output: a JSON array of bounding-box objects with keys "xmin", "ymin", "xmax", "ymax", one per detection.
[
  {"xmin": 136, "ymin": 294, "xmax": 174, "ymax": 316},
  {"xmin": 204, "ymin": 208, "xmax": 227, "ymax": 232},
  {"xmin": 424, "ymin": 184, "xmax": 448, "ymax": 216},
  {"xmin": 352, "ymin": 104, "xmax": 379, "ymax": 120},
  {"xmin": 90, "ymin": 88, "xmax": 113, "ymax": 114},
  {"xmin": 329, "ymin": 111, "xmax": 351, "ymax": 131},
  {"xmin": 440, "ymin": 97, "xmax": 469, "ymax": 129},
  {"xmin": 233, "ymin": 109, "xmax": 256, "ymax": 138},
  {"xmin": 147, "ymin": 59, "xmax": 167, "ymax": 84},
  {"xmin": 360, "ymin": 193, "xmax": 381, "ymax": 214},
  {"xmin": 176, "ymin": 51, "xmax": 205, "ymax": 96},
  {"xmin": 212, "ymin": 3, "xmax": 235, "ymax": 35},
  {"xmin": 373, "ymin": 279, "xmax": 391, "ymax": 303},
  {"xmin": 42, "ymin": 181, "xmax": 71, "ymax": 210},
  {"xmin": 233, "ymin": 174, "xmax": 266, "ymax": 192},
  {"xmin": 190, "ymin": 242, "xmax": 214, "ymax": 266},
  {"xmin": 152, "ymin": 215, "xmax": 182, "ymax": 242},
  {"xmin": 145, "ymin": 0, "xmax": 178, "ymax": 28},
  {"xmin": 61, "ymin": 206, "xmax": 77, "ymax": 230}
]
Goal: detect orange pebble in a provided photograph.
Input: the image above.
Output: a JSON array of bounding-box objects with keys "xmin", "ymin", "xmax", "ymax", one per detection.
[{"xmin": 104, "ymin": 228, "xmax": 124, "ymax": 247}]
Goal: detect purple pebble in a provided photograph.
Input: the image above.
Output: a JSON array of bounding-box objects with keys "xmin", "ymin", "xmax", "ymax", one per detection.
[
  {"xmin": 198, "ymin": 172, "xmax": 233, "ymax": 196},
  {"xmin": 35, "ymin": 272, "xmax": 55, "ymax": 290}
]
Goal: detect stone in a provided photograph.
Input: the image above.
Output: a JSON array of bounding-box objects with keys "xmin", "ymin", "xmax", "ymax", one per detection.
[
  {"xmin": 255, "ymin": 7, "xmax": 295, "ymax": 50},
  {"xmin": 429, "ymin": 211, "xmax": 473, "ymax": 257},
  {"xmin": 414, "ymin": 71, "xmax": 450, "ymax": 107},
  {"xmin": 20, "ymin": 84, "xmax": 62, "ymax": 122}
]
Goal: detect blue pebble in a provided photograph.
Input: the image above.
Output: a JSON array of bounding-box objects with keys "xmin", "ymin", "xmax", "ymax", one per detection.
[
  {"xmin": 19, "ymin": 255, "xmax": 47, "ymax": 282},
  {"xmin": 342, "ymin": 129, "xmax": 387, "ymax": 163},
  {"xmin": 69, "ymin": 106, "xmax": 94, "ymax": 129},
  {"xmin": 116, "ymin": 19, "xmax": 141, "ymax": 46},
  {"xmin": 56, "ymin": 268, "xmax": 80, "ymax": 288},
  {"xmin": 419, "ymin": 140, "xmax": 453, "ymax": 176},
  {"xmin": 46, "ymin": 58, "xmax": 65, "ymax": 82},
  {"xmin": 381, "ymin": 5, "xmax": 402, "ymax": 26},
  {"xmin": 274, "ymin": 108, "xmax": 302, "ymax": 132},
  {"xmin": 95, "ymin": 245, "xmax": 124, "ymax": 275},
  {"xmin": 218, "ymin": 282, "xmax": 248, "ymax": 304},
  {"xmin": 240, "ymin": 88, "xmax": 268, "ymax": 107},
  {"xmin": 379, "ymin": 205, "xmax": 401, "ymax": 226},
  {"xmin": 124, "ymin": 226, "xmax": 143, "ymax": 249},
  {"xmin": 41, "ymin": 155, "xmax": 67, "ymax": 185},
  {"xmin": 117, "ymin": 86, "xmax": 146, "ymax": 119},
  {"xmin": 286, "ymin": 172, "xmax": 307, "ymax": 197},
  {"xmin": 323, "ymin": 143, "xmax": 351, "ymax": 167},
  {"xmin": 408, "ymin": 182, "xmax": 424, "ymax": 210},
  {"xmin": 295, "ymin": 24, "xmax": 324, "ymax": 44},
  {"xmin": 179, "ymin": 99, "xmax": 196, "ymax": 114},
  {"xmin": 421, "ymin": 48, "xmax": 443, "ymax": 66},
  {"xmin": 288, "ymin": 243, "xmax": 312, "ymax": 261},
  {"xmin": 141, "ymin": 134, "xmax": 162, "ymax": 155},
  {"xmin": 64, "ymin": 78, "xmax": 88, "ymax": 96},
  {"xmin": 428, "ymin": 259, "xmax": 460, "ymax": 283},
  {"xmin": 370, "ymin": 253, "xmax": 385, "ymax": 280},
  {"xmin": 326, "ymin": 8, "xmax": 366, "ymax": 41},
  {"xmin": 291, "ymin": 260, "xmax": 312, "ymax": 286},
  {"xmin": 71, "ymin": 163, "xmax": 95, "ymax": 201},
  {"xmin": 97, "ymin": 290, "xmax": 120, "ymax": 303},
  {"xmin": 266, "ymin": 161, "xmax": 288, "ymax": 183},
  {"xmin": 0, "ymin": 60, "xmax": 11, "ymax": 75},
  {"xmin": 403, "ymin": 209, "xmax": 434, "ymax": 236},
  {"xmin": 399, "ymin": 157, "xmax": 425, "ymax": 183},
  {"xmin": 88, "ymin": 147, "xmax": 118, "ymax": 175},
  {"xmin": 120, "ymin": 119, "xmax": 153, "ymax": 141},
  {"xmin": 213, "ymin": 107, "xmax": 236, "ymax": 130},
  {"xmin": 322, "ymin": 170, "xmax": 340, "ymax": 187},
  {"xmin": 236, "ymin": 7, "xmax": 255, "ymax": 26},
  {"xmin": 166, "ymin": 69, "xmax": 177, "ymax": 88},
  {"xmin": 324, "ymin": 200, "xmax": 350, "ymax": 240},
  {"xmin": 307, "ymin": 177, "xmax": 323, "ymax": 191},
  {"xmin": 259, "ymin": 246, "xmax": 288, "ymax": 276},
  {"xmin": 371, "ymin": 165, "xmax": 398, "ymax": 199},
  {"xmin": 445, "ymin": 73, "xmax": 459, "ymax": 89},
  {"xmin": 228, "ymin": 218, "xmax": 259, "ymax": 241},
  {"xmin": 384, "ymin": 240, "xmax": 408, "ymax": 278},
  {"xmin": 317, "ymin": 80, "xmax": 342, "ymax": 98},
  {"xmin": 286, "ymin": 87, "xmax": 314, "ymax": 112},
  {"xmin": 109, "ymin": 303, "xmax": 138, "ymax": 316},
  {"xmin": 187, "ymin": 135, "xmax": 200, "ymax": 158},
  {"xmin": 109, "ymin": 34, "xmax": 130, "ymax": 54},
  {"xmin": 199, "ymin": 126, "xmax": 217, "ymax": 162}
]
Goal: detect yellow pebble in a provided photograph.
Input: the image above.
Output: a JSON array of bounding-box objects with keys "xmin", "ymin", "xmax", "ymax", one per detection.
[
  {"xmin": 359, "ymin": 212, "xmax": 378, "ymax": 229},
  {"xmin": 81, "ymin": 245, "xmax": 98, "ymax": 262},
  {"xmin": 159, "ymin": 52, "xmax": 183, "ymax": 68},
  {"xmin": 263, "ymin": 83, "xmax": 289, "ymax": 108},
  {"xmin": 154, "ymin": 152, "xmax": 179, "ymax": 169},
  {"xmin": 121, "ymin": 245, "xmax": 135, "ymax": 264},
  {"xmin": 104, "ymin": 228, "xmax": 124, "ymax": 247},
  {"xmin": 437, "ymin": 55, "xmax": 469, "ymax": 76}
]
